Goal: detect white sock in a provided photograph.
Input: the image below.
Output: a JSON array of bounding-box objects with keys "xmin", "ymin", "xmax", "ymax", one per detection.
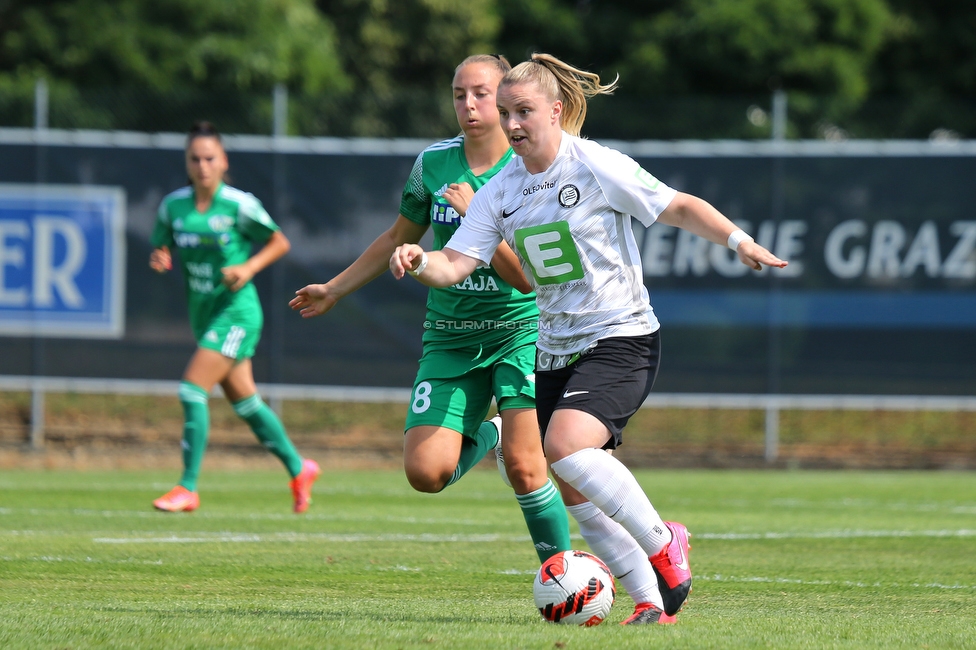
[
  {"xmin": 566, "ymin": 501, "xmax": 663, "ymax": 608},
  {"xmin": 551, "ymin": 448, "xmax": 672, "ymax": 556}
]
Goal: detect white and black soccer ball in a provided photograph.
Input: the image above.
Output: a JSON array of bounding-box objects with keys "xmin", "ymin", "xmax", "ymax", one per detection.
[{"xmin": 533, "ymin": 550, "xmax": 615, "ymax": 626}]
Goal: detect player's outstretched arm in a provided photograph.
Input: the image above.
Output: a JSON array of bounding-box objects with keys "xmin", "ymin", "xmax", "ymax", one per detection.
[
  {"xmin": 658, "ymin": 192, "xmax": 788, "ymax": 271},
  {"xmin": 389, "ymin": 244, "xmax": 479, "ymax": 287},
  {"xmin": 290, "ymin": 215, "xmax": 428, "ymax": 318}
]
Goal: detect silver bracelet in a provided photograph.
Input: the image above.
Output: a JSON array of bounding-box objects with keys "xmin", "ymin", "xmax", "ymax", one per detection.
[
  {"xmin": 408, "ymin": 251, "xmax": 428, "ymax": 276},
  {"xmin": 727, "ymin": 229, "xmax": 754, "ymax": 250}
]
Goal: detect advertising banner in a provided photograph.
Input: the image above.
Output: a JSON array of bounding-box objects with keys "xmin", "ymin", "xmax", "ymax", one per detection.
[
  {"xmin": 0, "ymin": 184, "xmax": 126, "ymax": 338},
  {"xmin": 630, "ymin": 155, "xmax": 976, "ymax": 330}
]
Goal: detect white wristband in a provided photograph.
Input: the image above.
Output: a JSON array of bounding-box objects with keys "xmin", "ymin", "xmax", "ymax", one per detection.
[
  {"xmin": 727, "ymin": 229, "xmax": 754, "ymax": 250},
  {"xmin": 408, "ymin": 252, "xmax": 428, "ymax": 276}
]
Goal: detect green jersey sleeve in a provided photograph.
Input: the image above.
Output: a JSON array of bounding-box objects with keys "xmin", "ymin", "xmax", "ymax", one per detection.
[
  {"xmin": 150, "ymin": 199, "xmax": 174, "ymax": 248},
  {"xmin": 235, "ymin": 192, "xmax": 279, "ymax": 243},
  {"xmin": 398, "ymin": 153, "xmax": 431, "ymax": 225}
]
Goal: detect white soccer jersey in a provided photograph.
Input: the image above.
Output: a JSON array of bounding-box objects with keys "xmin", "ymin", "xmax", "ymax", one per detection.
[{"xmin": 446, "ymin": 133, "xmax": 678, "ymax": 356}]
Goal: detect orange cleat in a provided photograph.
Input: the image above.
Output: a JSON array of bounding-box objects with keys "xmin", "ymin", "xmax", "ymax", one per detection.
[
  {"xmin": 649, "ymin": 521, "xmax": 692, "ymax": 616},
  {"xmin": 620, "ymin": 602, "xmax": 677, "ymax": 625},
  {"xmin": 290, "ymin": 459, "xmax": 321, "ymax": 513},
  {"xmin": 153, "ymin": 486, "xmax": 200, "ymax": 512}
]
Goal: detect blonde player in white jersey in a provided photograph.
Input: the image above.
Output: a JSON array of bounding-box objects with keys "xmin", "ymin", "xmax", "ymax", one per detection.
[{"xmin": 390, "ymin": 53, "xmax": 787, "ymax": 624}]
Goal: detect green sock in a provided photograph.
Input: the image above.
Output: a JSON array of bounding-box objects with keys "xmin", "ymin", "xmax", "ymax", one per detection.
[
  {"xmin": 177, "ymin": 381, "xmax": 210, "ymax": 492},
  {"xmin": 516, "ymin": 479, "xmax": 573, "ymax": 562},
  {"xmin": 443, "ymin": 419, "xmax": 499, "ymax": 490},
  {"xmin": 232, "ymin": 395, "xmax": 303, "ymax": 477}
]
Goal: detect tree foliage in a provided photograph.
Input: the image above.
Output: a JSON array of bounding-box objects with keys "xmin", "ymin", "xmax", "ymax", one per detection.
[
  {"xmin": 311, "ymin": 0, "xmax": 501, "ymax": 136},
  {"xmin": 0, "ymin": 0, "xmax": 972, "ymax": 138},
  {"xmin": 0, "ymin": 0, "xmax": 345, "ymax": 91},
  {"xmin": 0, "ymin": 0, "xmax": 347, "ymax": 132},
  {"xmin": 492, "ymin": 0, "xmax": 895, "ymax": 137}
]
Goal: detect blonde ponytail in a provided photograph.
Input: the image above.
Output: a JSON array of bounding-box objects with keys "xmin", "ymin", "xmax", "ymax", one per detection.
[{"xmin": 501, "ymin": 53, "xmax": 617, "ymax": 136}]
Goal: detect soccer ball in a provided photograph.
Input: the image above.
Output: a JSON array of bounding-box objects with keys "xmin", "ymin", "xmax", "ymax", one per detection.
[{"xmin": 533, "ymin": 550, "xmax": 615, "ymax": 626}]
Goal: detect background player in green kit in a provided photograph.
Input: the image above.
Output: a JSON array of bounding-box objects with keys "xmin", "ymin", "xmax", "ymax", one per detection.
[
  {"xmin": 290, "ymin": 55, "xmax": 571, "ymax": 562},
  {"xmin": 150, "ymin": 121, "xmax": 320, "ymax": 514}
]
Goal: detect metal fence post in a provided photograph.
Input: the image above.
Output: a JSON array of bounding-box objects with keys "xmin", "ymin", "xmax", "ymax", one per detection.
[
  {"xmin": 273, "ymin": 84, "xmax": 288, "ymax": 137},
  {"xmin": 30, "ymin": 383, "xmax": 45, "ymax": 449},
  {"xmin": 764, "ymin": 402, "xmax": 779, "ymax": 462},
  {"xmin": 771, "ymin": 89, "xmax": 787, "ymax": 141},
  {"xmin": 270, "ymin": 83, "xmax": 288, "ymax": 416},
  {"xmin": 35, "ymin": 78, "xmax": 49, "ymax": 130},
  {"xmin": 32, "ymin": 80, "xmax": 49, "ymax": 448},
  {"xmin": 270, "ymin": 396, "xmax": 284, "ymax": 417}
]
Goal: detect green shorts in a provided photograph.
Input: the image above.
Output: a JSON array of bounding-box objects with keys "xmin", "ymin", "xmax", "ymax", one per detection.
[
  {"xmin": 404, "ymin": 336, "xmax": 536, "ymax": 437},
  {"xmin": 196, "ymin": 313, "xmax": 261, "ymax": 360}
]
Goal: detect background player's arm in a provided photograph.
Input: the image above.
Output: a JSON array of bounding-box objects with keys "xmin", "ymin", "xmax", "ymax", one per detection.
[
  {"xmin": 149, "ymin": 246, "xmax": 172, "ymax": 273},
  {"xmin": 149, "ymin": 204, "xmax": 174, "ymax": 273},
  {"xmin": 222, "ymin": 230, "xmax": 291, "ymax": 292},
  {"xmin": 290, "ymin": 215, "xmax": 429, "ymax": 318},
  {"xmin": 658, "ymin": 192, "xmax": 788, "ymax": 271}
]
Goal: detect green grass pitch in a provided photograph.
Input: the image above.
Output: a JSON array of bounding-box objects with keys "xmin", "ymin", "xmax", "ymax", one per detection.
[{"xmin": 1, "ymin": 468, "xmax": 974, "ymax": 649}]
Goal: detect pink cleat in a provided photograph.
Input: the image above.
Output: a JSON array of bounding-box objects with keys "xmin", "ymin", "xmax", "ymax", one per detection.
[
  {"xmin": 649, "ymin": 521, "xmax": 692, "ymax": 616},
  {"xmin": 620, "ymin": 602, "xmax": 677, "ymax": 625},
  {"xmin": 153, "ymin": 486, "xmax": 200, "ymax": 512},
  {"xmin": 290, "ymin": 459, "xmax": 321, "ymax": 513}
]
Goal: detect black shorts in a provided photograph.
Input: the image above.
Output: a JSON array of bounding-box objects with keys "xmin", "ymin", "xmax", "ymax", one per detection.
[{"xmin": 535, "ymin": 332, "xmax": 661, "ymax": 450}]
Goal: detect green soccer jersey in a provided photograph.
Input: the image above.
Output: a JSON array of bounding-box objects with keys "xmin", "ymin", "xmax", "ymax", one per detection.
[
  {"xmin": 399, "ymin": 136, "xmax": 538, "ymax": 349},
  {"xmin": 150, "ymin": 182, "xmax": 279, "ymax": 340}
]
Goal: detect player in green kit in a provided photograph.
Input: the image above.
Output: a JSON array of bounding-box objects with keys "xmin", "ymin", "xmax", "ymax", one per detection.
[
  {"xmin": 290, "ymin": 55, "xmax": 571, "ymax": 562},
  {"xmin": 150, "ymin": 121, "xmax": 320, "ymax": 514}
]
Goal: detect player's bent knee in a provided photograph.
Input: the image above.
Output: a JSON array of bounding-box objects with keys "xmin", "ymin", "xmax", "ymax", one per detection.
[
  {"xmin": 404, "ymin": 466, "xmax": 450, "ymax": 493},
  {"xmin": 505, "ymin": 457, "xmax": 548, "ymax": 494},
  {"xmin": 509, "ymin": 472, "xmax": 547, "ymax": 495}
]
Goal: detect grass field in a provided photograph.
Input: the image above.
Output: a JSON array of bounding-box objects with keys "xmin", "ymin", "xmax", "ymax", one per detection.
[{"xmin": 1, "ymin": 468, "xmax": 975, "ymax": 649}]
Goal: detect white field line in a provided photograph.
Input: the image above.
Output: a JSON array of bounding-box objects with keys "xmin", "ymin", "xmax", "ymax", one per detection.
[
  {"xmin": 694, "ymin": 529, "xmax": 976, "ymax": 540},
  {"xmin": 90, "ymin": 533, "xmax": 537, "ymax": 544},
  {"xmin": 3, "ymin": 519, "xmax": 976, "ymax": 542},
  {"xmin": 498, "ymin": 570, "xmax": 976, "ymax": 592},
  {"xmin": 77, "ymin": 528, "xmax": 976, "ymax": 544},
  {"xmin": 4, "ymin": 554, "xmax": 972, "ymax": 591},
  {"xmin": 0, "ymin": 555, "xmax": 163, "ymax": 565},
  {"xmin": 0, "ymin": 482, "xmax": 498, "ymax": 500},
  {"xmin": 694, "ymin": 574, "xmax": 976, "ymax": 591},
  {"xmin": 0, "ymin": 507, "xmax": 495, "ymax": 526},
  {"xmin": 6, "ymin": 496, "xmax": 974, "ymax": 513}
]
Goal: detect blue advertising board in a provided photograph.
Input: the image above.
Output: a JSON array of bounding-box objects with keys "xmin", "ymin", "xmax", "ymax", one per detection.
[
  {"xmin": 0, "ymin": 133, "xmax": 973, "ymax": 393},
  {"xmin": 627, "ymin": 155, "xmax": 976, "ymax": 331},
  {"xmin": 0, "ymin": 184, "xmax": 126, "ymax": 338}
]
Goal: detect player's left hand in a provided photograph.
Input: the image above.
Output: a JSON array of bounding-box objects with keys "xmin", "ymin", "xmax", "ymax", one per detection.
[
  {"xmin": 220, "ymin": 264, "xmax": 255, "ymax": 292},
  {"xmin": 737, "ymin": 240, "xmax": 788, "ymax": 271},
  {"xmin": 441, "ymin": 182, "xmax": 475, "ymax": 217}
]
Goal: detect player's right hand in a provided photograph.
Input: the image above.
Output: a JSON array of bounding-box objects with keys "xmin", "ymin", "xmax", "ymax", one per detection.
[
  {"xmin": 150, "ymin": 246, "xmax": 172, "ymax": 273},
  {"xmin": 390, "ymin": 244, "xmax": 425, "ymax": 279},
  {"xmin": 441, "ymin": 182, "xmax": 475, "ymax": 217},
  {"xmin": 289, "ymin": 283, "xmax": 339, "ymax": 318}
]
